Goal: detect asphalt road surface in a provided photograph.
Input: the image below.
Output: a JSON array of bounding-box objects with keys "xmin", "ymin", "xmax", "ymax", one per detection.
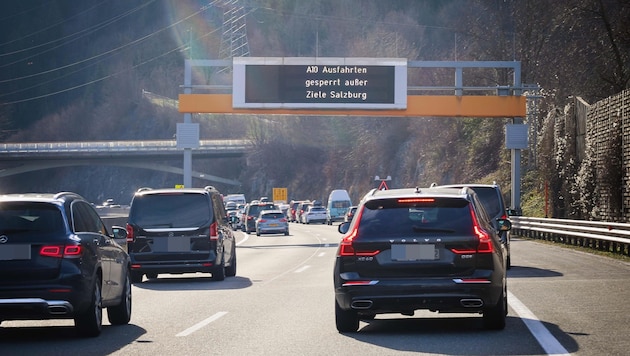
[{"xmin": 2, "ymin": 222, "xmax": 630, "ymax": 356}]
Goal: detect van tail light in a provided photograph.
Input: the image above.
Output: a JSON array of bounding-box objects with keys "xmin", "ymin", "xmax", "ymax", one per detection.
[
  {"xmin": 126, "ymin": 223, "xmax": 135, "ymax": 242},
  {"xmin": 40, "ymin": 244, "xmax": 82, "ymax": 258},
  {"xmin": 210, "ymin": 221, "xmax": 219, "ymax": 240},
  {"xmin": 337, "ymin": 208, "xmax": 380, "ymax": 257}
]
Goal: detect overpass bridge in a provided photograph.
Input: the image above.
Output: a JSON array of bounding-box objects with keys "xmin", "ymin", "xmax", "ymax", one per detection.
[{"xmin": 0, "ymin": 139, "xmax": 251, "ymax": 186}]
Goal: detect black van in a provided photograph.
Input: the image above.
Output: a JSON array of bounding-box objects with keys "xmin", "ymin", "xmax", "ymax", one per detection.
[{"xmin": 124, "ymin": 186, "xmax": 236, "ymax": 283}]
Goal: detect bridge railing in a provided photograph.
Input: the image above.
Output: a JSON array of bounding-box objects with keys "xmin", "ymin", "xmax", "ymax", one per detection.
[
  {"xmin": 0, "ymin": 139, "xmax": 251, "ymax": 153},
  {"xmin": 510, "ymin": 216, "xmax": 630, "ymax": 256}
]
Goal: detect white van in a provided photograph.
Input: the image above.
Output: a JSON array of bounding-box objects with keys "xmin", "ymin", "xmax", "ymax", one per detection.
[
  {"xmin": 223, "ymin": 194, "xmax": 246, "ymax": 206},
  {"xmin": 326, "ymin": 189, "xmax": 352, "ymax": 225}
]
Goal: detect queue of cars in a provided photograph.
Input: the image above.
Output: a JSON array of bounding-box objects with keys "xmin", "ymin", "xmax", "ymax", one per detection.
[{"xmin": 0, "ymin": 182, "xmax": 512, "ymax": 336}]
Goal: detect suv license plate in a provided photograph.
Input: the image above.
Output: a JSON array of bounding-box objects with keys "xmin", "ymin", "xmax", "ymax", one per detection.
[
  {"xmin": 0, "ymin": 245, "xmax": 31, "ymax": 260},
  {"xmin": 391, "ymin": 244, "xmax": 438, "ymax": 261}
]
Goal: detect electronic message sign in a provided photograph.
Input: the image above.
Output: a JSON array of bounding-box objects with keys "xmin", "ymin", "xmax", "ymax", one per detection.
[{"xmin": 233, "ymin": 57, "xmax": 407, "ymax": 109}]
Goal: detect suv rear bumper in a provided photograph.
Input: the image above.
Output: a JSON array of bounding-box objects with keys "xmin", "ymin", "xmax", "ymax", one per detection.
[
  {"xmin": 334, "ymin": 273, "xmax": 503, "ymax": 314},
  {"xmin": 131, "ymin": 262, "xmax": 217, "ymax": 275},
  {"xmin": 0, "ymin": 298, "xmax": 75, "ymax": 320}
]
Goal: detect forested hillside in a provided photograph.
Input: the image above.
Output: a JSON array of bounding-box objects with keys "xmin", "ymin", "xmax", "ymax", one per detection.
[{"xmin": 0, "ymin": 0, "xmax": 628, "ymax": 212}]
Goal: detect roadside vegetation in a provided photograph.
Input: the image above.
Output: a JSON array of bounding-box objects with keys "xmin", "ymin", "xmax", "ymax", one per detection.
[{"xmin": 0, "ymin": 1, "xmax": 628, "ymax": 209}]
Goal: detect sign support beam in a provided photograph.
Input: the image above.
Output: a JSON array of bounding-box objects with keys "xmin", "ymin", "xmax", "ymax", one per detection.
[{"xmin": 179, "ymin": 94, "xmax": 526, "ymax": 118}]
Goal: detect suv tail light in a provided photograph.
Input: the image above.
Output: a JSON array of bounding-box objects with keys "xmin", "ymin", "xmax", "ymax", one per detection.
[
  {"xmin": 210, "ymin": 221, "xmax": 219, "ymax": 240},
  {"xmin": 337, "ymin": 208, "xmax": 380, "ymax": 257},
  {"xmin": 126, "ymin": 223, "xmax": 135, "ymax": 242},
  {"xmin": 40, "ymin": 244, "xmax": 82, "ymax": 258},
  {"xmin": 450, "ymin": 206, "xmax": 493, "ymax": 254}
]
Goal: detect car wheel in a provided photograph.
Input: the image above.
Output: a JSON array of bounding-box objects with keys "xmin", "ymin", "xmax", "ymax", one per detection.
[
  {"xmin": 107, "ymin": 271, "xmax": 132, "ymax": 325},
  {"xmin": 130, "ymin": 271, "xmax": 143, "ymax": 284},
  {"xmin": 256, "ymin": 230, "xmax": 261, "ymax": 236},
  {"xmin": 335, "ymin": 299, "xmax": 359, "ymax": 333},
  {"xmin": 284, "ymin": 229, "xmax": 289, "ymax": 236},
  {"xmin": 212, "ymin": 258, "xmax": 226, "ymax": 281},
  {"xmin": 225, "ymin": 249, "xmax": 237, "ymax": 277},
  {"xmin": 483, "ymin": 285, "xmax": 507, "ymax": 330},
  {"xmin": 75, "ymin": 276, "xmax": 103, "ymax": 337}
]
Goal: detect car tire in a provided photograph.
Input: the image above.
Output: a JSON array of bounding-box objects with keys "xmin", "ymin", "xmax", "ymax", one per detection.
[
  {"xmin": 131, "ymin": 271, "xmax": 143, "ymax": 284},
  {"xmin": 225, "ymin": 250, "xmax": 237, "ymax": 277},
  {"xmin": 483, "ymin": 285, "xmax": 507, "ymax": 330},
  {"xmin": 256, "ymin": 230, "xmax": 261, "ymax": 236},
  {"xmin": 335, "ymin": 300, "xmax": 359, "ymax": 333},
  {"xmin": 284, "ymin": 229, "xmax": 289, "ymax": 236},
  {"xmin": 211, "ymin": 258, "xmax": 226, "ymax": 281},
  {"xmin": 107, "ymin": 272, "xmax": 132, "ymax": 325},
  {"xmin": 75, "ymin": 276, "xmax": 103, "ymax": 337}
]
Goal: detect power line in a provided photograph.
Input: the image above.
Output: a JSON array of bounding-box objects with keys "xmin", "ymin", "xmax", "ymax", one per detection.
[{"xmin": 0, "ymin": 1, "xmax": 223, "ymax": 105}]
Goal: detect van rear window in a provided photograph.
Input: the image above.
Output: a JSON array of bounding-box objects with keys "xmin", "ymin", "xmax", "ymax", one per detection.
[{"xmin": 129, "ymin": 193, "xmax": 212, "ymax": 228}]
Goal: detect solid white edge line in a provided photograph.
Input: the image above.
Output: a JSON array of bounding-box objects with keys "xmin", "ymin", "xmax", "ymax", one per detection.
[
  {"xmin": 176, "ymin": 311, "xmax": 228, "ymax": 337},
  {"xmin": 508, "ymin": 291, "xmax": 571, "ymax": 355}
]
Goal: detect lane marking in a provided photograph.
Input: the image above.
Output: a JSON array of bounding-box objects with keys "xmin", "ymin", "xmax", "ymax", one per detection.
[
  {"xmin": 176, "ymin": 311, "xmax": 228, "ymax": 337},
  {"xmin": 236, "ymin": 233, "xmax": 249, "ymax": 246},
  {"xmin": 294, "ymin": 265, "xmax": 310, "ymax": 273},
  {"xmin": 318, "ymin": 252, "xmax": 326, "ymax": 257},
  {"xmin": 508, "ymin": 291, "xmax": 571, "ymax": 355}
]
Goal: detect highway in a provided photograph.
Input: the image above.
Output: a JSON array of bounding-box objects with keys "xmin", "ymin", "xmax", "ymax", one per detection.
[{"xmin": 1, "ymin": 222, "xmax": 630, "ymax": 355}]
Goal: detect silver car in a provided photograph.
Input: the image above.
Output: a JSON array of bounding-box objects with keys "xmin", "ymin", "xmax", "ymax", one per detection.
[{"xmin": 256, "ymin": 210, "xmax": 289, "ymax": 236}]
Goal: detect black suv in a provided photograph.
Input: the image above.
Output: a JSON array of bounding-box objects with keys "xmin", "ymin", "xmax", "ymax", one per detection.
[
  {"xmin": 434, "ymin": 183, "xmax": 511, "ymax": 268},
  {"xmin": 334, "ymin": 186, "xmax": 511, "ymax": 332},
  {"xmin": 125, "ymin": 186, "xmax": 236, "ymax": 282},
  {"xmin": 242, "ymin": 201, "xmax": 277, "ymax": 233},
  {"xmin": 0, "ymin": 192, "xmax": 132, "ymax": 337}
]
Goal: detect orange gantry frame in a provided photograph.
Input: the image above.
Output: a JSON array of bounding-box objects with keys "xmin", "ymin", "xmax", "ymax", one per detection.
[{"xmin": 178, "ymin": 94, "xmax": 526, "ymax": 118}]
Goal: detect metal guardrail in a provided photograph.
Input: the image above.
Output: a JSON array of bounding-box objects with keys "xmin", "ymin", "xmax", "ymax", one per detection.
[{"xmin": 510, "ymin": 216, "xmax": 630, "ymax": 256}]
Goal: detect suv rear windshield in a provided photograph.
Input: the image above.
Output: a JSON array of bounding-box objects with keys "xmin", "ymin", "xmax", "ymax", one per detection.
[
  {"xmin": 0, "ymin": 202, "xmax": 65, "ymax": 235},
  {"xmin": 469, "ymin": 187, "xmax": 501, "ymax": 217},
  {"xmin": 129, "ymin": 193, "xmax": 212, "ymax": 228},
  {"xmin": 247, "ymin": 204, "xmax": 276, "ymax": 217},
  {"xmin": 357, "ymin": 198, "xmax": 473, "ymax": 239}
]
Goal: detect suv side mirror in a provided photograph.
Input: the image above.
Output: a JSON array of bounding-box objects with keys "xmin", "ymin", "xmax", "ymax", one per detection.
[
  {"xmin": 338, "ymin": 222, "xmax": 350, "ymax": 234},
  {"xmin": 506, "ymin": 208, "xmax": 521, "ymax": 216},
  {"xmin": 111, "ymin": 226, "xmax": 128, "ymax": 240},
  {"xmin": 497, "ymin": 218, "xmax": 512, "ymax": 231}
]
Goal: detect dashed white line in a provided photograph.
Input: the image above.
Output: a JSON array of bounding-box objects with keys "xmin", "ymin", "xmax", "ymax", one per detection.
[
  {"xmin": 176, "ymin": 311, "xmax": 228, "ymax": 337},
  {"xmin": 508, "ymin": 291, "xmax": 571, "ymax": 355},
  {"xmin": 294, "ymin": 265, "xmax": 311, "ymax": 273}
]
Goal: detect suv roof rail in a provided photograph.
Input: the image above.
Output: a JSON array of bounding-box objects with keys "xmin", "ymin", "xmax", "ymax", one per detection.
[
  {"xmin": 429, "ymin": 182, "xmax": 438, "ymax": 188},
  {"xmin": 53, "ymin": 191, "xmax": 83, "ymax": 200},
  {"xmin": 204, "ymin": 185, "xmax": 218, "ymax": 192},
  {"xmin": 136, "ymin": 187, "xmax": 152, "ymax": 192}
]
